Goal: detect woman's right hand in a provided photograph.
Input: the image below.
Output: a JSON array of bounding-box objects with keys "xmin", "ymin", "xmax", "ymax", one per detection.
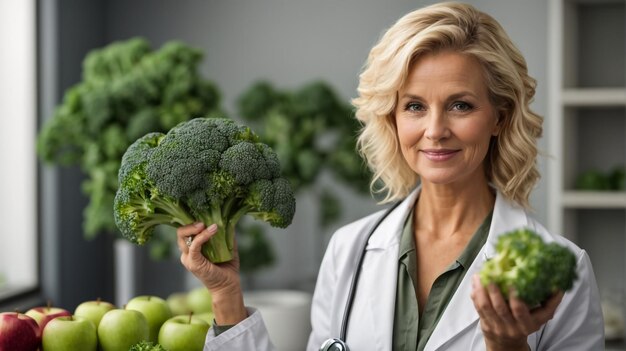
[{"xmin": 177, "ymin": 222, "xmax": 248, "ymax": 325}]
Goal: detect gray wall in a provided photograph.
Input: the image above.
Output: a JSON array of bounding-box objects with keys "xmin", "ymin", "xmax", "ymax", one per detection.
[
  {"xmin": 47, "ymin": 0, "xmax": 549, "ymax": 298},
  {"xmin": 39, "ymin": 0, "xmax": 116, "ymax": 310}
]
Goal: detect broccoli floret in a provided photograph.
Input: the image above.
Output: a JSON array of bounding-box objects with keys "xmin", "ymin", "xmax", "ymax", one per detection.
[
  {"xmin": 129, "ymin": 341, "xmax": 168, "ymax": 351},
  {"xmin": 114, "ymin": 133, "xmax": 195, "ymax": 245},
  {"xmin": 479, "ymin": 228, "xmax": 578, "ymax": 306},
  {"xmin": 114, "ymin": 117, "xmax": 296, "ymax": 263}
]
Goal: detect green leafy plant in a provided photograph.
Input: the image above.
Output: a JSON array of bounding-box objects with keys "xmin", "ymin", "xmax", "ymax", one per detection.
[
  {"xmin": 237, "ymin": 81, "xmax": 369, "ymax": 192},
  {"xmin": 113, "ymin": 118, "xmax": 296, "ymax": 263},
  {"xmin": 575, "ymin": 166, "xmax": 624, "ymax": 191},
  {"xmin": 37, "ymin": 37, "xmax": 223, "ymax": 255},
  {"xmin": 235, "ymin": 81, "xmax": 372, "ymax": 273}
]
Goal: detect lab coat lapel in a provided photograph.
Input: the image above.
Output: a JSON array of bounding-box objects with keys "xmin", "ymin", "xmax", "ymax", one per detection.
[
  {"xmin": 425, "ymin": 191, "xmax": 530, "ymax": 351},
  {"xmin": 346, "ymin": 189, "xmax": 419, "ymax": 350}
]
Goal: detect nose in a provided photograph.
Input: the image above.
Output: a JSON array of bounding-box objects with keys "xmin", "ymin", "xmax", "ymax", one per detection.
[{"xmin": 424, "ymin": 109, "xmax": 449, "ymax": 141}]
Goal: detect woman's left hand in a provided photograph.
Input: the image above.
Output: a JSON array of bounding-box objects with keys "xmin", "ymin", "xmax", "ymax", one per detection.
[{"xmin": 470, "ymin": 274, "xmax": 564, "ymax": 351}]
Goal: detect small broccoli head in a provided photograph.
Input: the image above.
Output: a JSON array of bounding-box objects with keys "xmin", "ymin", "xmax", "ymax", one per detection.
[
  {"xmin": 219, "ymin": 142, "xmax": 273, "ymax": 185},
  {"xmin": 118, "ymin": 132, "xmax": 164, "ymax": 183},
  {"xmin": 114, "ymin": 183, "xmax": 155, "ymax": 245},
  {"xmin": 146, "ymin": 119, "xmax": 225, "ymax": 199},
  {"xmin": 479, "ymin": 228, "xmax": 578, "ymax": 306},
  {"xmin": 245, "ymin": 178, "xmax": 296, "ymax": 228},
  {"xmin": 543, "ymin": 242, "xmax": 578, "ymax": 292},
  {"xmin": 129, "ymin": 341, "xmax": 167, "ymax": 351}
]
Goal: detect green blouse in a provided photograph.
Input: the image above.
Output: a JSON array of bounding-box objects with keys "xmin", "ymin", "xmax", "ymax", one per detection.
[{"xmin": 392, "ymin": 209, "xmax": 492, "ymax": 351}]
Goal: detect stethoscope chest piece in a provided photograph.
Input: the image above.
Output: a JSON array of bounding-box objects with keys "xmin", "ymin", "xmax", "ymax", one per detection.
[{"xmin": 319, "ymin": 338, "xmax": 349, "ymax": 351}]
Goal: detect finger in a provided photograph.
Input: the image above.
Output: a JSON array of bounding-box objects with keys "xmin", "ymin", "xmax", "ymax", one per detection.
[
  {"xmin": 471, "ymin": 275, "xmax": 497, "ymax": 321},
  {"xmin": 509, "ymin": 294, "xmax": 534, "ymax": 334},
  {"xmin": 177, "ymin": 222, "xmax": 205, "ymax": 253},
  {"xmin": 471, "ymin": 275, "xmax": 502, "ymax": 337},
  {"xmin": 189, "ymin": 224, "xmax": 218, "ymax": 262},
  {"xmin": 530, "ymin": 291, "xmax": 564, "ymax": 322},
  {"xmin": 177, "ymin": 222, "xmax": 206, "ymax": 238},
  {"xmin": 487, "ymin": 283, "xmax": 515, "ymax": 324}
]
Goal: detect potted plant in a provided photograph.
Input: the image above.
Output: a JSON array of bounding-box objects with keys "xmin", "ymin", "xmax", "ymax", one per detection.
[{"xmin": 37, "ymin": 37, "xmax": 224, "ymax": 302}]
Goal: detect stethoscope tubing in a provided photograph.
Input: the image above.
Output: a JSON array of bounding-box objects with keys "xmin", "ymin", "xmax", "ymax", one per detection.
[{"xmin": 320, "ymin": 201, "xmax": 403, "ymax": 351}]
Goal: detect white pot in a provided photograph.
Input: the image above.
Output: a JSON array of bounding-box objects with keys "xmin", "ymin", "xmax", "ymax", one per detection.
[
  {"xmin": 114, "ymin": 239, "xmax": 138, "ymax": 307},
  {"xmin": 244, "ymin": 290, "xmax": 312, "ymax": 350}
]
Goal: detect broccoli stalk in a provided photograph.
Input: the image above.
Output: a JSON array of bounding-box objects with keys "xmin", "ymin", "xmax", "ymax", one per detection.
[
  {"xmin": 189, "ymin": 196, "xmax": 242, "ymax": 263},
  {"xmin": 114, "ymin": 118, "xmax": 296, "ymax": 263},
  {"xmin": 479, "ymin": 228, "xmax": 578, "ymax": 306}
]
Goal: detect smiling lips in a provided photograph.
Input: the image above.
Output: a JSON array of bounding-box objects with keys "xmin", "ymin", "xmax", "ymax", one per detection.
[{"xmin": 421, "ymin": 149, "xmax": 460, "ymax": 161}]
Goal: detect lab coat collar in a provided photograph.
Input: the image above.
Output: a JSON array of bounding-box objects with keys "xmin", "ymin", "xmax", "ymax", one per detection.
[
  {"xmin": 364, "ymin": 187, "xmax": 419, "ymax": 250},
  {"xmin": 483, "ymin": 188, "xmax": 530, "ymax": 259},
  {"xmin": 425, "ymin": 189, "xmax": 531, "ymax": 350}
]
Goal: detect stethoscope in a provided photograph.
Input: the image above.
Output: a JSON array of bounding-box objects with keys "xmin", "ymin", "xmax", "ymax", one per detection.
[{"xmin": 319, "ymin": 201, "xmax": 403, "ymax": 351}]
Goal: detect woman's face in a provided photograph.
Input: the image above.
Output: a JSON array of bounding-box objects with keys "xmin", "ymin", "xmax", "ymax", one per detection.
[{"xmin": 394, "ymin": 51, "xmax": 500, "ymax": 187}]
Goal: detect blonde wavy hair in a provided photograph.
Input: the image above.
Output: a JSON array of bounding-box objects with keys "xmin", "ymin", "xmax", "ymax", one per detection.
[{"xmin": 353, "ymin": 2, "xmax": 542, "ymax": 208}]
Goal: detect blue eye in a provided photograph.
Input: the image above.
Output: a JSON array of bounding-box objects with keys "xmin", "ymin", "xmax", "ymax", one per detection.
[
  {"xmin": 405, "ymin": 102, "xmax": 424, "ymax": 112},
  {"xmin": 451, "ymin": 101, "xmax": 472, "ymax": 111}
]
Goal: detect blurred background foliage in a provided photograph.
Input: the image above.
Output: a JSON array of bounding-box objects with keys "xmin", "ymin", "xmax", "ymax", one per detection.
[
  {"xmin": 236, "ymin": 81, "xmax": 372, "ymax": 274},
  {"xmin": 37, "ymin": 37, "xmax": 223, "ymax": 243},
  {"xmin": 37, "ymin": 37, "xmax": 372, "ymax": 275}
]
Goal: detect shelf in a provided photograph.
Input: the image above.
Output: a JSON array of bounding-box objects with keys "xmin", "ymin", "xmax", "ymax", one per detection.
[
  {"xmin": 562, "ymin": 191, "xmax": 626, "ymax": 208},
  {"xmin": 562, "ymin": 88, "xmax": 626, "ymax": 106}
]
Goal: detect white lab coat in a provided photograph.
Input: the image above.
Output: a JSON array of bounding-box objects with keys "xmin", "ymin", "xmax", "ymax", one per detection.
[{"xmin": 204, "ymin": 188, "xmax": 604, "ymax": 350}]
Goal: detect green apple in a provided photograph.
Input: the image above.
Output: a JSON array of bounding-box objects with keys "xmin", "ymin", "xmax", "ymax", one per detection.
[
  {"xmin": 98, "ymin": 309, "xmax": 149, "ymax": 351},
  {"xmin": 42, "ymin": 315, "xmax": 97, "ymax": 351},
  {"xmin": 126, "ymin": 295, "xmax": 172, "ymax": 342},
  {"xmin": 166, "ymin": 292, "xmax": 192, "ymax": 316},
  {"xmin": 194, "ymin": 312, "xmax": 215, "ymax": 326},
  {"xmin": 0, "ymin": 312, "xmax": 40, "ymax": 351},
  {"xmin": 25, "ymin": 304, "xmax": 71, "ymax": 334},
  {"xmin": 186, "ymin": 287, "xmax": 213, "ymax": 313},
  {"xmin": 74, "ymin": 298, "xmax": 116, "ymax": 328},
  {"xmin": 158, "ymin": 314, "xmax": 210, "ymax": 351}
]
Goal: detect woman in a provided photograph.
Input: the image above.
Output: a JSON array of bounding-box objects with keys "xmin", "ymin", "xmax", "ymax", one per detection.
[{"xmin": 178, "ymin": 2, "xmax": 604, "ymax": 350}]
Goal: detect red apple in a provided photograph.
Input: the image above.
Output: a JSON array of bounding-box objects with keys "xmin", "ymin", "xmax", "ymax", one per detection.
[
  {"xmin": 25, "ymin": 304, "xmax": 71, "ymax": 333},
  {"xmin": 0, "ymin": 312, "xmax": 40, "ymax": 351}
]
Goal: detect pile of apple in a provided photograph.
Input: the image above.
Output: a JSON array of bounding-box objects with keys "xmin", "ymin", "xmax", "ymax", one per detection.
[{"xmin": 0, "ymin": 287, "xmax": 215, "ymax": 351}]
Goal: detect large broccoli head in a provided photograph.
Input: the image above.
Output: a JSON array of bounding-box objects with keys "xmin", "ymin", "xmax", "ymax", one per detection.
[
  {"xmin": 114, "ymin": 117, "xmax": 296, "ymax": 263},
  {"xmin": 479, "ymin": 228, "xmax": 578, "ymax": 306}
]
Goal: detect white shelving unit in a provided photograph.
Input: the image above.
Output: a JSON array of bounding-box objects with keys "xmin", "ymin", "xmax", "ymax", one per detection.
[
  {"xmin": 562, "ymin": 88, "xmax": 626, "ymax": 106},
  {"xmin": 562, "ymin": 191, "xmax": 626, "ymax": 208},
  {"xmin": 548, "ymin": 0, "xmax": 626, "ymax": 349}
]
